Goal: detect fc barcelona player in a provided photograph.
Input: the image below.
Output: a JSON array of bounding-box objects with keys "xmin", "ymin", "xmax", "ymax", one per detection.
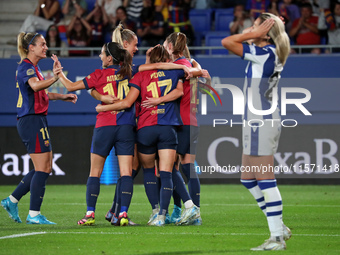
[
  {"xmin": 1, "ymin": 32, "xmax": 77, "ymax": 224},
  {"xmin": 53, "ymin": 42, "xmax": 135, "ymax": 226},
  {"xmin": 143, "ymin": 32, "xmax": 205, "ymax": 225},
  {"xmin": 96, "ymin": 45, "xmax": 186, "ymax": 226}
]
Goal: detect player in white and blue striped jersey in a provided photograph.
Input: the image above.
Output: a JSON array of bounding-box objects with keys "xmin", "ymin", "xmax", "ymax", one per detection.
[{"xmin": 222, "ymin": 13, "xmax": 292, "ymax": 251}]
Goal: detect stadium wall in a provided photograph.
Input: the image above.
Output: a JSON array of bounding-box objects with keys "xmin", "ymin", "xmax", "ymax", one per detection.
[{"xmin": 0, "ymin": 55, "xmax": 339, "ymax": 184}]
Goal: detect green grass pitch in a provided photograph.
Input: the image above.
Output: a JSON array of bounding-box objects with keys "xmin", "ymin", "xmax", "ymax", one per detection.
[{"xmin": 0, "ymin": 184, "xmax": 339, "ymax": 255}]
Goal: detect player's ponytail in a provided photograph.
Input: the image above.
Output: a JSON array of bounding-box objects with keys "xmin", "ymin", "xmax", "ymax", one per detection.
[
  {"xmin": 112, "ymin": 23, "xmax": 124, "ymax": 45},
  {"xmin": 17, "ymin": 32, "xmax": 41, "ymax": 64},
  {"xmin": 105, "ymin": 42, "xmax": 132, "ymax": 78},
  {"xmin": 165, "ymin": 32, "xmax": 187, "ymax": 57},
  {"xmin": 119, "ymin": 49, "xmax": 133, "ymax": 78},
  {"xmin": 112, "ymin": 22, "xmax": 136, "ymax": 47},
  {"xmin": 259, "ymin": 13, "xmax": 290, "ymax": 66},
  {"xmin": 149, "ymin": 45, "xmax": 170, "ymax": 63}
]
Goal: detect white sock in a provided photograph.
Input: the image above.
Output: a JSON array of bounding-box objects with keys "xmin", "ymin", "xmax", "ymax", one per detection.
[
  {"xmin": 86, "ymin": 210, "xmax": 94, "ymax": 216},
  {"xmin": 258, "ymin": 180, "xmax": 283, "ymax": 238},
  {"xmin": 184, "ymin": 200, "xmax": 194, "ymax": 209},
  {"xmin": 241, "ymin": 179, "xmax": 266, "ymax": 215},
  {"xmin": 9, "ymin": 195, "xmax": 18, "ymax": 204},
  {"xmin": 29, "ymin": 210, "xmax": 40, "ymax": 217}
]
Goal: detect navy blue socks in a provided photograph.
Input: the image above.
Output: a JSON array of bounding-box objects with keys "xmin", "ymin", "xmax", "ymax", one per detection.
[
  {"xmin": 182, "ymin": 163, "xmax": 200, "ymax": 207},
  {"xmin": 172, "ymin": 165, "xmax": 191, "ymax": 203},
  {"xmin": 12, "ymin": 169, "xmax": 35, "ymax": 201},
  {"xmin": 120, "ymin": 176, "xmax": 133, "ymax": 213},
  {"xmin": 143, "ymin": 167, "xmax": 159, "ymax": 209},
  {"xmin": 29, "ymin": 171, "xmax": 49, "ymax": 211},
  {"xmin": 159, "ymin": 171, "xmax": 173, "ymax": 216},
  {"xmin": 86, "ymin": 177, "xmax": 100, "ymax": 212}
]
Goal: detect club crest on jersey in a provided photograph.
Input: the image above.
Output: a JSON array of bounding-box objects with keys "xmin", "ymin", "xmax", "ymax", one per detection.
[
  {"xmin": 44, "ymin": 140, "xmax": 50, "ymax": 147},
  {"xmin": 87, "ymin": 75, "xmax": 91, "ymax": 79},
  {"xmin": 27, "ymin": 69, "xmax": 34, "ymax": 76}
]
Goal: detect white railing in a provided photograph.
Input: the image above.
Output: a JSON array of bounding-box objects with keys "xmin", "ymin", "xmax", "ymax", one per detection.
[{"xmin": 1, "ymin": 45, "xmax": 340, "ymax": 58}]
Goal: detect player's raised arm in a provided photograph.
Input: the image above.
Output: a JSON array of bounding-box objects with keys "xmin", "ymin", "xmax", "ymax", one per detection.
[{"xmin": 51, "ymin": 54, "xmax": 86, "ymax": 92}]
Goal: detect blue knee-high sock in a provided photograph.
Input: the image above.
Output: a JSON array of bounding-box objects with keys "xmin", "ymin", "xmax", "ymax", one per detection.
[
  {"xmin": 182, "ymin": 163, "xmax": 200, "ymax": 207},
  {"xmin": 157, "ymin": 176, "xmax": 161, "ymax": 204},
  {"xmin": 86, "ymin": 177, "xmax": 100, "ymax": 212},
  {"xmin": 12, "ymin": 169, "xmax": 35, "ymax": 201},
  {"xmin": 117, "ymin": 169, "xmax": 137, "ymax": 214},
  {"xmin": 111, "ymin": 177, "xmax": 121, "ymax": 214},
  {"xmin": 172, "ymin": 189, "xmax": 181, "ymax": 208},
  {"xmin": 258, "ymin": 179, "xmax": 283, "ymax": 238},
  {"xmin": 143, "ymin": 167, "xmax": 159, "ymax": 209},
  {"xmin": 172, "ymin": 166, "xmax": 191, "ymax": 203},
  {"xmin": 159, "ymin": 171, "xmax": 173, "ymax": 216},
  {"xmin": 29, "ymin": 171, "xmax": 49, "ymax": 211},
  {"xmin": 120, "ymin": 176, "xmax": 133, "ymax": 213}
]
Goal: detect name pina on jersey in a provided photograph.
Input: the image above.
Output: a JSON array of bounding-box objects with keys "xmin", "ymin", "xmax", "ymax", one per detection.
[{"xmin": 150, "ymin": 71, "xmax": 165, "ymax": 79}]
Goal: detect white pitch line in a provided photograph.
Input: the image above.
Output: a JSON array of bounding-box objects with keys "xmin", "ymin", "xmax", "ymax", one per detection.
[
  {"xmin": 0, "ymin": 232, "xmax": 46, "ymax": 240},
  {"xmin": 1, "ymin": 231, "xmax": 339, "ymax": 240}
]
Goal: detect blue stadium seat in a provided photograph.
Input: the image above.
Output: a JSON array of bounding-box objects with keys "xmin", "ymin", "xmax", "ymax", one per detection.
[
  {"xmin": 36, "ymin": 30, "xmax": 46, "ymax": 38},
  {"xmin": 189, "ymin": 9, "xmax": 213, "ymax": 47},
  {"xmin": 214, "ymin": 9, "xmax": 235, "ymax": 31},
  {"xmin": 189, "ymin": 9, "xmax": 213, "ymax": 32},
  {"xmin": 205, "ymin": 31, "xmax": 230, "ymax": 55}
]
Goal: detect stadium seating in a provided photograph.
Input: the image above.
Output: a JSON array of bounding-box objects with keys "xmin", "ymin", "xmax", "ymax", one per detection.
[
  {"xmin": 189, "ymin": 9, "xmax": 213, "ymax": 46},
  {"xmin": 214, "ymin": 9, "xmax": 234, "ymax": 31},
  {"xmin": 205, "ymin": 31, "xmax": 230, "ymax": 55}
]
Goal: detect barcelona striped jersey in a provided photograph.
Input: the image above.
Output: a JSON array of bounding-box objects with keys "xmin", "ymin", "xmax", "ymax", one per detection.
[
  {"xmin": 129, "ymin": 69, "xmax": 185, "ymax": 130},
  {"xmin": 16, "ymin": 58, "xmax": 49, "ymax": 118},
  {"xmin": 174, "ymin": 57, "xmax": 199, "ymax": 126},
  {"xmin": 84, "ymin": 64, "xmax": 136, "ymax": 128}
]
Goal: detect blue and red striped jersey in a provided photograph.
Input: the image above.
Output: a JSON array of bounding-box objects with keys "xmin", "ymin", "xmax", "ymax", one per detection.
[
  {"xmin": 174, "ymin": 57, "xmax": 198, "ymax": 126},
  {"xmin": 129, "ymin": 69, "xmax": 185, "ymax": 130},
  {"xmin": 83, "ymin": 64, "xmax": 136, "ymax": 128},
  {"xmin": 16, "ymin": 58, "xmax": 49, "ymax": 118}
]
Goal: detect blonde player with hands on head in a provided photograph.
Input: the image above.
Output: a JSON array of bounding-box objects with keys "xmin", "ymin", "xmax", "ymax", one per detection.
[{"xmin": 222, "ymin": 13, "xmax": 292, "ymax": 250}]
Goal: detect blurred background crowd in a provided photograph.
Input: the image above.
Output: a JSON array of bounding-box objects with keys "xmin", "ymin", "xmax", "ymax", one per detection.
[{"xmin": 3, "ymin": 0, "xmax": 340, "ymax": 56}]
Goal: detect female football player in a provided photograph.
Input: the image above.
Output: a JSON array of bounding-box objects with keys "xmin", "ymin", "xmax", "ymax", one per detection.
[
  {"xmin": 143, "ymin": 32, "xmax": 206, "ymax": 225},
  {"xmin": 1, "ymin": 32, "xmax": 77, "ymax": 225},
  {"xmin": 53, "ymin": 42, "xmax": 135, "ymax": 226},
  {"xmin": 221, "ymin": 13, "xmax": 292, "ymax": 250}
]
